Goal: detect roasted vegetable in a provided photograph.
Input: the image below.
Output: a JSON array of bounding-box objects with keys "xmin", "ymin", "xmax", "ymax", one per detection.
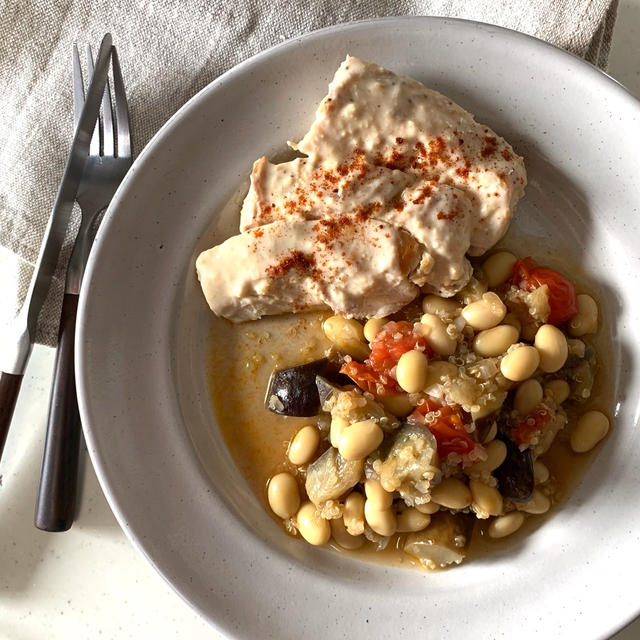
[
  {"xmin": 315, "ymin": 375, "xmax": 341, "ymax": 407},
  {"xmin": 564, "ymin": 345, "xmax": 597, "ymax": 402},
  {"xmin": 404, "ymin": 511, "xmax": 475, "ymax": 569},
  {"xmin": 320, "ymin": 382, "xmax": 399, "ymax": 433},
  {"xmin": 305, "ymin": 447, "xmax": 363, "ymax": 507},
  {"xmin": 494, "ymin": 433, "xmax": 534, "ymax": 502},
  {"xmin": 265, "ymin": 358, "xmax": 349, "ymax": 417},
  {"xmin": 368, "ymin": 423, "xmax": 440, "ymax": 506}
]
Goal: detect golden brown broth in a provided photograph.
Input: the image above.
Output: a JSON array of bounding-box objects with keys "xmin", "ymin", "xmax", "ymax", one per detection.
[
  {"xmin": 208, "ymin": 311, "xmax": 332, "ymax": 501},
  {"xmin": 207, "ymin": 292, "xmax": 612, "ymax": 569}
]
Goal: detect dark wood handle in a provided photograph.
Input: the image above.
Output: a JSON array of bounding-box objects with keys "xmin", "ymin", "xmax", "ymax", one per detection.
[
  {"xmin": 35, "ymin": 293, "xmax": 81, "ymax": 532},
  {"xmin": 0, "ymin": 371, "xmax": 24, "ymax": 462}
]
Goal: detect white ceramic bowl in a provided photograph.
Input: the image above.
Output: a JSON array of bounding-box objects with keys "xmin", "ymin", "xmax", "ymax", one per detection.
[{"xmin": 76, "ymin": 17, "xmax": 640, "ymax": 639}]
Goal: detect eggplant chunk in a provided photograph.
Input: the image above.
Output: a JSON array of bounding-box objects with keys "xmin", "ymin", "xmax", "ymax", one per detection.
[
  {"xmin": 265, "ymin": 359, "xmax": 329, "ymax": 416},
  {"xmin": 315, "ymin": 375, "xmax": 342, "ymax": 407},
  {"xmin": 494, "ymin": 433, "xmax": 534, "ymax": 502},
  {"xmin": 404, "ymin": 512, "xmax": 475, "ymax": 569},
  {"xmin": 265, "ymin": 359, "xmax": 352, "ymax": 416},
  {"xmin": 305, "ymin": 447, "xmax": 363, "ymax": 507},
  {"xmin": 368, "ymin": 423, "xmax": 440, "ymax": 506}
]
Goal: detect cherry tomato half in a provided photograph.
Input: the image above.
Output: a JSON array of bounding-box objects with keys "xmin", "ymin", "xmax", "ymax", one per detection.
[
  {"xmin": 340, "ymin": 321, "xmax": 430, "ymax": 396},
  {"xmin": 511, "ymin": 257, "xmax": 578, "ymax": 325},
  {"xmin": 409, "ymin": 399, "xmax": 483, "ymax": 460}
]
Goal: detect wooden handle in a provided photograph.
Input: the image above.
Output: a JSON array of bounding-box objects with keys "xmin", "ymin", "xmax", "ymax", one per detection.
[
  {"xmin": 35, "ymin": 293, "xmax": 81, "ymax": 532},
  {"xmin": 0, "ymin": 371, "xmax": 24, "ymax": 462}
]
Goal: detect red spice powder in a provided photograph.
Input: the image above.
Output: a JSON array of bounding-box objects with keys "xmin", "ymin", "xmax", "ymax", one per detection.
[
  {"xmin": 411, "ymin": 184, "xmax": 433, "ymax": 205},
  {"xmin": 313, "ymin": 216, "xmax": 354, "ymax": 248},
  {"xmin": 266, "ymin": 250, "xmax": 317, "ymax": 278},
  {"xmin": 455, "ymin": 161, "xmax": 471, "ymax": 179},
  {"xmin": 481, "ymin": 136, "xmax": 497, "ymax": 158}
]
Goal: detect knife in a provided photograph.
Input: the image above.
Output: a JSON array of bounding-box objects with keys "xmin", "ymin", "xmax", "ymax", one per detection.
[{"xmin": 0, "ymin": 34, "xmax": 113, "ymax": 463}]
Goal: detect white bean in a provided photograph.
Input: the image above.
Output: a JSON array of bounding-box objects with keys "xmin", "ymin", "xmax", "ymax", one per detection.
[
  {"xmin": 533, "ymin": 460, "xmax": 550, "ymax": 484},
  {"xmin": 472, "ymin": 324, "xmax": 519, "ymax": 357},
  {"xmin": 534, "ymin": 324, "xmax": 568, "ymax": 373},
  {"xmin": 364, "ymin": 500, "xmax": 397, "ymax": 537},
  {"xmin": 500, "ymin": 344, "xmax": 540, "ymax": 381},
  {"xmin": 396, "ymin": 506, "xmax": 431, "ymax": 533},
  {"xmin": 415, "ymin": 501, "xmax": 440, "ymax": 515},
  {"xmin": 330, "ymin": 416, "xmax": 349, "ymax": 448},
  {"xmin": 470, "ymin": 479, "xmax": 503, "ymax": 518},
  {"xmin": 568, "ymin": 294, "xmax": 598, "ymax": 337},
  {"xmin": 396, "ymin": 349, "xmax": 429, "ymax": 393},
  {"xmin": 338, "ymin": 419, "xmax": 383, "ymax": 461},
  {"xmin": 567, "ymin": 338, "xmax": 586, "ymax": 357},
  {"xmin": 469, "ymin": 439, "xmax": 507, "ymax": 473},
  {"xmin": 422, "ymin": 295, "xmax": 460, "ymax": 318},
  {"xmin": 322, "ymin": 315, "xmax": 369, "ymax": 360},
  {"xmin": 380, "ymin": 393, "xmax": 414, "ymax": 418},
  {"xmin": 430, "ymin": 478, "xmax": 472, "ymax": 510},
  {"xmin": 296, "ymin": 501, "xmax": 331, "ymax": 545},
  {"xmin": 363, "ymin": 317, "xmax": 388, "ymax": 343},
  {"xmin": 517, "ymin": 489, "xmax": 551, "ymax": 515},
  {"xmin": 488, "ymin": 511, "xmax": 525, "ymax": 539},
  {"xmin": 482, "ymin": 251, "xmax": 517, "ymax": 288},
  {"xmin": 424, "ymin": 360, "xmax": 458, "ymax": 388},
  {"xmin": 287, "ymin": 425, "xmax": 320, "ymax": 466},
  {"xmin": 514, "ymin": 379, "xmax": 543, "ymax": 415},
  {"xmin": 343, "ymin": 492, "xmax": 366, "ymax": 535},
  {"xmin": 419, "ymin": 313, "xmax": 457, "ymax": 356},
  {"xmin": 544, "ymin": 379, "xmax": 571, "ymax": 405},
  {"xmin": 461, "ymin": 292, "xmax": 507, "ymax": 330},
  {"xmin": 267, "ymin": 472, "xmax": 300, "ymax": 519},
  {"xmin": 458, "ymin": 277, "xmax": 489, "ymax": 304},
  {"xmin": 570, "ymin": 410, "xmax": 610, "ymax": 453},
  {"xmin": 364, "ymin": 479, "xmax": 394, "ymax": 510},
  {"xmin": 330, "ymin": 517, "xmax": 365, "ymax": 549}
]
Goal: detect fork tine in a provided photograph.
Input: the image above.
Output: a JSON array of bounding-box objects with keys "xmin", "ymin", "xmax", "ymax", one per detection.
[
  {"xmin": 85, "ymin": 44, "xmax": 101, "ymax": 156},
  {"xmin": 72, "ymin": 44, "xmax": 84, "ymax": 131},
  {"xmin": 101, "ymin": 69, "xmax": 114, "ymax": 157},
  {"xmin": 111, "ymin": 47, "xmax": 131, "ymax": 158}
]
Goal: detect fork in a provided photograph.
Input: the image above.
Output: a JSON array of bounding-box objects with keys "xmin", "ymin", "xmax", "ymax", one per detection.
[{"xmin": 34, "ymin": 43, "xmax": 132, "ymax": 532}]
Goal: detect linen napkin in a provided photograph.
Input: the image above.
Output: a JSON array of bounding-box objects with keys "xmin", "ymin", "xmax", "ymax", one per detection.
[{"xmin": 0, "ymin": 0, "xmax": 618, "ymax": 346}]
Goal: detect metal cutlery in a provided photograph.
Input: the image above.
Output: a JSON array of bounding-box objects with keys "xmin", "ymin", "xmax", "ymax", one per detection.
[
  {"xmin": 0, "ymin": 34, "xmax": 113, "ymax": 463},
  {"xmin": 34, "ymin": 42, "xmax": 132, "ymax": 532}
]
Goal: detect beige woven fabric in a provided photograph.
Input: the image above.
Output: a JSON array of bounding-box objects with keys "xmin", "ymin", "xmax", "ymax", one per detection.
[{"xmin": 0, "ymin": 0, "xmax": 618, "ymax": 346}]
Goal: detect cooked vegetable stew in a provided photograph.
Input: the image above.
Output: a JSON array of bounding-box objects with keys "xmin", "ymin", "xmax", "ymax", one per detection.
[{"xmin": 254, "ymin": 251, "xmax": 610, "ymax": 569}]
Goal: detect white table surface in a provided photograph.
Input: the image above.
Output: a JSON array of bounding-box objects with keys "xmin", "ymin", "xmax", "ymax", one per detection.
[{"xmin": 2, "ymin": 6, "xmax": 640, "ymax": 639}]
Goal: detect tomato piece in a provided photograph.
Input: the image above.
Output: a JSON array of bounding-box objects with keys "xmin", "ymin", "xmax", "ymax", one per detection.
[
  {"xmin": 340, "ymin": 361, "xmax": 400, "ymax": 396},
  {"xmin": 368, "ymin": 321, "xmax": 431, "ymax": 372},
  {"xmin": 340, "ymin": 321, "xmax": 431, "ymax": 396},
  {"xmin": 511, "ymin": 257, "xmax": 578, "ymax": 325},
  {"xmin": 513, "ymin": 406, "xmax": 553, "ymax": 445},
  {"xmin": 409, "ymin": 400, "xmax": 483, "ymax": 460}
]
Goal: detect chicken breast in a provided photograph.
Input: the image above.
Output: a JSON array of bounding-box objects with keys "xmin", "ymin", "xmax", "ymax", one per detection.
[
  {"xmin": 196, "ymin": 216, "xmax": 419, "ymax": 322},
  {"xmin": 197, "ymin": 56, "xmax": 527, "ymax": 321},
  {"xmin": 239, "ymin": 154, "xmax": 413, "ymax": 232},
  {"xmin": 294, "ymin": 56, "xmax": 526, "ymax": 255}
]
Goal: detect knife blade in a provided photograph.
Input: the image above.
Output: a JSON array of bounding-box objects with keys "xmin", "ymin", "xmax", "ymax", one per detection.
[{"xmin": 0, "ymin": 33, "xmax": 113, "ymax": 463}]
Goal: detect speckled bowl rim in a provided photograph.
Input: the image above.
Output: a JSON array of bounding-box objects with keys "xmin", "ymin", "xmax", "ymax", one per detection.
[{"xmin": 76, "ymin": 16, "xmax": 640, "ymax": 640}]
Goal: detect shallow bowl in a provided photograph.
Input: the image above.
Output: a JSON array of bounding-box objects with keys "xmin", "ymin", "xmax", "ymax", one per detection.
[{"xmin": 77, "ymin": 17, "xmax": 640, "ymax": 639}]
